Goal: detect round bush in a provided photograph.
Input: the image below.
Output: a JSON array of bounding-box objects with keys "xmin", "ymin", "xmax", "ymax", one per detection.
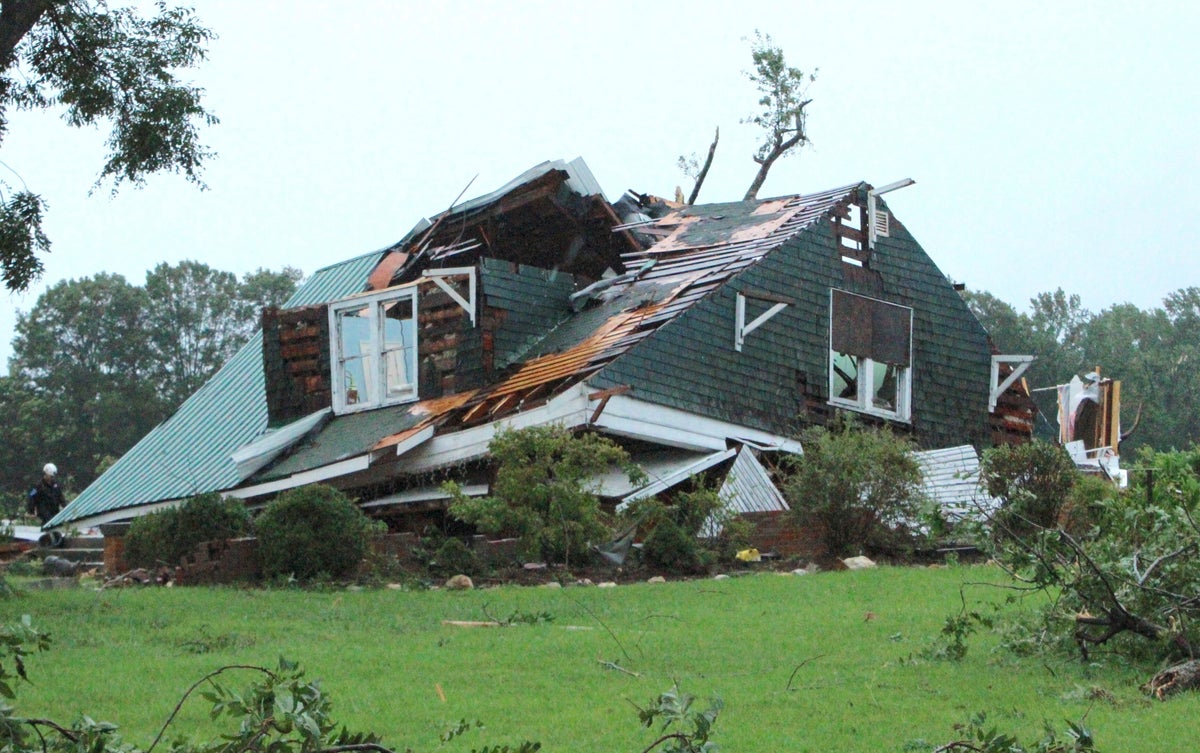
[
  {"xmin": 432, "ymin": 537, "xmax": 479, "ymax": 576},
  {"xmin": 254, "ymin": 485, "xmax": 373, "ymax": 581},
  {"xmin": 641, "ymin": 518, "xmax": 705, "ymax": 573},
  {"xmin": 125, "ymin": 492, "xmax": 251, "ymax": 568},
  {"xmin": 124, "ymin": 508, "xmax": 178, "ymax": 568}
]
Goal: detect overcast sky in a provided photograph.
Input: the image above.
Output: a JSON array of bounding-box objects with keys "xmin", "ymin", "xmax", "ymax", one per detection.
[{"xmin": 3, "ymin": 0, "xmax": 1197, "ymax": 367}]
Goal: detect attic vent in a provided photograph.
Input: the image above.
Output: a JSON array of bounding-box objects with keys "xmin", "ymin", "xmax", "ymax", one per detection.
[{"xmin": 873, "ymin": 209, "xmax": 890, "ymax": 238}]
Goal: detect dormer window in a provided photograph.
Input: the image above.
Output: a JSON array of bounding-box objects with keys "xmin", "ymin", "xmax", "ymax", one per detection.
[{"xmin": 329, "ymin": 287, "xmax": 418, "ymax": 413}]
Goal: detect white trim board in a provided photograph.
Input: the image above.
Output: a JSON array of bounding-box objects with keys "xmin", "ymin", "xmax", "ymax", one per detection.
[
  {"xmin": 588, "ymin": 390, "xmax": 804, "ymax": 454},
  {"xmin": 228, "ymin": 455, "xmax": 372, "ymax": 499}
]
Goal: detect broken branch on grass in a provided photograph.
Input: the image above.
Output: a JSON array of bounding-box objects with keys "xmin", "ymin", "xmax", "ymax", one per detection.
[
  {"xmin": 441, "ymin": 620, "xmax": 502, "ymax": 628},
  {"xmin": 785, "ymin": 654, "xmax": 826, "ymax": 691},
  {"xmin": 597, "ymin": 658, "xmax": 640, "ymax": 677},
  {"xmin": 147, "ymin": 664, "xmax": 277, "ymax": 753},
  {"xmin": 567, "ymin": 594, "xmax": 632, "ymax": 663}
]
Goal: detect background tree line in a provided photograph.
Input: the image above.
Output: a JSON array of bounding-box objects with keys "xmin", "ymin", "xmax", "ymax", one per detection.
[
  {"xmin": 0, "ymin": 261, "xmax": 301, "ymax": 511},
  {"xmin": 963, "ymin": 285, "xmax": 1200, "ymax": 453}
]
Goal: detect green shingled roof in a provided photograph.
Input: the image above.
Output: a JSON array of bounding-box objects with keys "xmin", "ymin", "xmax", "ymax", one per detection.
[
  {"xmin": 50, "ymin": 251, "xmax": 383, "ymax": 527},
  {"xmin": 251, "ymin": 402, "xmax": 425, "ymax": 482}
]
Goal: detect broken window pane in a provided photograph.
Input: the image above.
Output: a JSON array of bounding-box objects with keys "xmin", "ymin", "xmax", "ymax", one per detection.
[
  {"xmin": 380, "ymin": 297, "xmax": 415, "ymax": 399},
  {"xmin": 871, "ymin": 361, "xmax": 898, "ymax": 411},
  {"xmin": 831, "ymin": 350, "xmax": 858, "ymax": 400},
  {"xmin": 336, "ymin": 307, "xmax": 371, "ymax": 405}
]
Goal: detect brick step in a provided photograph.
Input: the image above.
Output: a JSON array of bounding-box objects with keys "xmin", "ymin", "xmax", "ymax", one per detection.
[
  {"xmin": 35, "ymin": 546, "xmax": 103, "ymax": 564},
  {"xmin": 63, "ymin": 536, "xmax": 104, "ymax": 549}
]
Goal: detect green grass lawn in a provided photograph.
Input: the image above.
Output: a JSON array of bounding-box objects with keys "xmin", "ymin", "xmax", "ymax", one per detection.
[{"xmin": 3, "ymin": 565, "xmax": 1196, "ymax": 752}]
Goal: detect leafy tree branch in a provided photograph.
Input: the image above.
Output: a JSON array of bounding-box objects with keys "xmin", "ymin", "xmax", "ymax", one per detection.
[{"xmin": 0, "ymin": 0, "xmax": 217, "ymax": 292}]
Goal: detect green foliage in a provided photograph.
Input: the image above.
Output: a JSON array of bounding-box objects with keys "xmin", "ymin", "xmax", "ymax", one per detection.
[
  {"xmin": 0, "ymin": 1, "xmax": 218, "ymax": 293},
  {"xmin": 982, "ymin": 444, "xmax": 1200, "ymax": 663},
  {"xmin": 922, "ymin": 609, "xmax": 996, "ymax": 662},
  {"xmin": 0, "ymin": 616, "xmax": 49, "ymax": 701},
  {"xmin": 979, "ymin": 441, "xmax": 1078, "ymax": 537},
  {"xmin": 0, "ymin": 191, "xmax": 49, "ymax": 292},
  {"xmin": 448, "ymin": 425, "xmax": 644, "ymax": 567},
  {"xmin": 642, "ymin": 518, "xmax": 702, "ymax": 573},
  {"xmin": 124, "ymin": 492, "xmax": 251, "ymax": 569},
  {"xmin": 637, "ymin": 682, "xmax": 723, "ymax": 753},
  {"xmin": 254, "ymin": 484, "xmax": 375, "ymax": 581},
  {"xmin": 781, "ymin": 417, "xmax": 926, "ymax": 557},
  {"xmin": 632, "ymin": 481, "xmax": 748, "ymax": 573},
  {"xmin": 915, "ymin": 712, "xmax": 1096, "ymax": 753},
  {"xmin": 431, "ymin": 536, "xmax": 480, "ymax": 577},
  {"xmin": 197, "ymin": 658, "xmax": 387, "ymax": 753},
  {"xmin": 8, "ymin": 272, "xmax": 161, "ymax": 494},
  {"xmin": 2, "ymin": 263, "xmax": 300, "ymax": 501},
  {"xmin": 741, "ymin": 30, "xmax": 816, "ymax": 200},
  {"xmin": 123, "ymin": 508, "xmax": 174, "ymax": 569}
]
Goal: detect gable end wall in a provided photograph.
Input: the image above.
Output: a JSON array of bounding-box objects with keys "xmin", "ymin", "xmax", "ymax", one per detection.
[{"xmin": 592, "ymin": 207, "xmax": 992, "ymax": 449}]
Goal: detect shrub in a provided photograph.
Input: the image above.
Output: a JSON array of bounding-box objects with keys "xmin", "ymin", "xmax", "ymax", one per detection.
[
  {"xmin": 447, "ymin": 425, "xmax": 644, "ymax": 568},
  {"xmin": 780, "ymin": 416, "xmax": 925, "ymax": 558},
  {"xmin": 431, "ymin": 536, "xmax": 480, "ymax": 576},
  {"xmin": 125, "ymin": 492, "xmax": 251, "ymax": 568},
  {"xmin": 975, "ymin": 444, "xmax": 1200, "ymax": 664},
  {"xmin": 125, "ymin": 509, "xmax": 175, "ymax": 568},
  {"xmin": 631, "ymin": 481, "xmax": 749, "ymax": 573},
  {"xmin": 642, "ymin": 517, "xmax": 704, "ymax": 573},
  {"xmin": 254, "ymin": 485, "xmax": 375, "ymax": 581},
  {"xmin": 979, "ymin": 440, "xmax": 1077, "ymax": 538}
]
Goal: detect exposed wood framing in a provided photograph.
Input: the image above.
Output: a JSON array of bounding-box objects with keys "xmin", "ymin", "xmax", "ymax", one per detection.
[
  {"xmin": 428, "ymin": 266, "xmax": 478, "ymax": 325},
  {"xmin": 588, "ymin": 384, "xmax": 632, "ymax": 424}
]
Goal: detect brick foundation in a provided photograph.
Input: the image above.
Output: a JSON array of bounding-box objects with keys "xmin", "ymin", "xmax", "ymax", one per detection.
[{"xmin": 743, "ymin": 511, "xmax": 826, "ymax": 560}]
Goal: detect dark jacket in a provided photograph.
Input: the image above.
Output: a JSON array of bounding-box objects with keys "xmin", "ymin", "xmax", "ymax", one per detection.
[{"xmin": 27, "ymin": 478, "xmax": 66, "ymax": 525}]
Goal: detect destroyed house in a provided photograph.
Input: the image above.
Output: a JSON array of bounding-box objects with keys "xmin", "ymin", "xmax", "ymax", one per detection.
[{"xmin": 50, "ymin": 159, "xmax": 1032, "ymax": 531}]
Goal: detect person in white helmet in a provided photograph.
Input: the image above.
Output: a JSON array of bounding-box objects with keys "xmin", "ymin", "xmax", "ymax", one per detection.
[{"xmin": 27, "ymin": 463, "xmax": 66, "ymax": 526}]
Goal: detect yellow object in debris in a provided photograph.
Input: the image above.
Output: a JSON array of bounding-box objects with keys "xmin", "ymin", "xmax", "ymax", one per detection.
[{"xmin": 735, "ymin": 548, "xmax": 761, "ymax": 562}]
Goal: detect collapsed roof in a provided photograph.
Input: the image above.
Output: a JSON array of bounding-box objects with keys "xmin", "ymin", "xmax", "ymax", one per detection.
[{"xmin": 51, "ymin": 157, "xmax": 1031, "ymax": 529}]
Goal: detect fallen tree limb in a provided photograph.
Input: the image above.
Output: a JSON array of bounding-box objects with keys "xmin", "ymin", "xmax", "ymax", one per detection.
[
  {"xmin": 441, "ymin": 620, "xmax": 502, "ymax": 628},
  {"xmin": 1144, "ymin": 659, "xmax": 1200, "ymax": 700}
]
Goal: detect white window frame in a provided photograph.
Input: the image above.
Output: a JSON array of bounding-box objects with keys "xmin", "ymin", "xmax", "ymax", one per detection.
[
  {"xmin": 829, "ymin": 350, "xmax": 912, "ymax": 421},
  {"xmin": 329, "ymin": 286, "xmax": 419, "ymax": 414},
  {"xmin": 827, "ymin": 290, "xmax": 913, "ymax": 422}
]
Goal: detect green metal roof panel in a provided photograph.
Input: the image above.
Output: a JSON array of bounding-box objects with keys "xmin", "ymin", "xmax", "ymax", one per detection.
[{"xmin": 51, "ymin": 251, "xmax": 384, "ymax": 526}]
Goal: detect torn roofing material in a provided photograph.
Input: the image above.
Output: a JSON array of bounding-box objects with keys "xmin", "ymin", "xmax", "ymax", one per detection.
[
  {"xmin": 57, "ymin": 154, "xmax": 921, "ymax": 528},
  {"xmin": 419, "ymin": 184, "xmax": 865, "ymax": 431},
  {"xmin": 913, "ymin": 444, "xmax": 998, "ymax": 522},
  {"xmin": 235, "ymin": 185, "xmax": 864, "ymax": 491},
  {"xmin": 47, "ymin": 251, "xmax": 384, "ymax": 528},
  {"xmin": 383, "ymin": 157, "xmax": 635, "ymax": 286}
]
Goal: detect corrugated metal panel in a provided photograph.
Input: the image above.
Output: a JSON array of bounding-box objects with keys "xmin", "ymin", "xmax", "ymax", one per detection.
[
  {"xmin": 914, "ymin": 445, "xmax": 997, "ymax": 521},
  {"xmin": 720, "ymin": 447, "xmax": 789, "ymax": 514},
  {"xmin": 442, "ymin": 158, "xmax": 602, "ymax": 219},
  {"xmin": 51, "ymin": 251, "xmax": 383, "ymax": 526}
]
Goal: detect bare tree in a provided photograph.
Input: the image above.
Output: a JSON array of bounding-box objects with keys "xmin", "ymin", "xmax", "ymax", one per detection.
[{"xmin": 677, "ymin": 127, "xmax": 719, "ymax": 205}]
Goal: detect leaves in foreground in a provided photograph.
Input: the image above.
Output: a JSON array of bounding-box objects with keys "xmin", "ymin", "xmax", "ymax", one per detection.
[{"xmin": 908, "ymin": 712, "xmax": 1096, "ymax": 753}]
